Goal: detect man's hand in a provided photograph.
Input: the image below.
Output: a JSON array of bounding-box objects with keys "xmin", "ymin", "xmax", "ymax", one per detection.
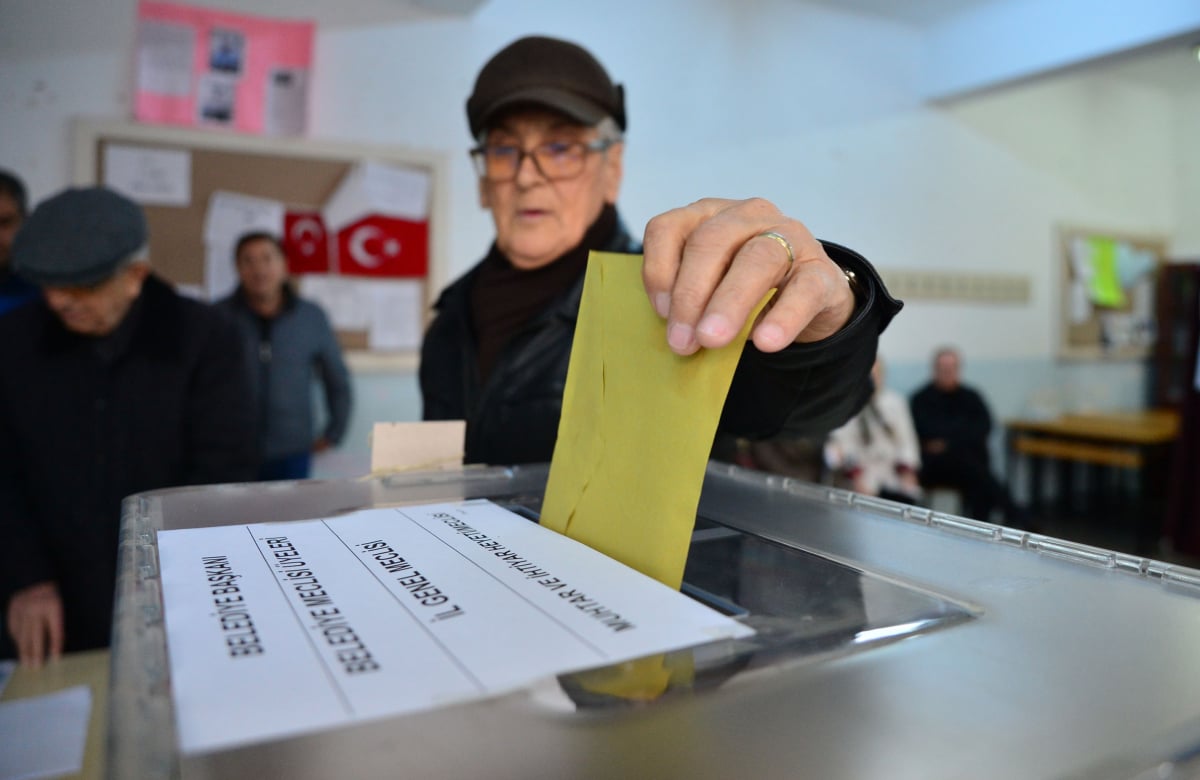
[
  {"xmin": 643, "ymin": 197, "xmax": 856, "ymax": 356},
  {"xmin": 7, "ymin": 581, "xmax": 64, "ymax": 668}
]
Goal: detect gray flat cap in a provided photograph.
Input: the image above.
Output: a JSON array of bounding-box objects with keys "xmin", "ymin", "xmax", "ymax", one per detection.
[{"xmin": 13, "ymin": 186, "xmax": 148, "ymax": 287}]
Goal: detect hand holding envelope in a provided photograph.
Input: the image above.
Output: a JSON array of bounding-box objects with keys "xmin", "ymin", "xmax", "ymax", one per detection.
[
  {"xmin": 642, "ymin": 197, "xmax": 857, "ymax": 354},
  {"xmin": 542, "ymin": 199, "xmax": 853, "ymax": 592},
  {"xmin": 540, "ymin": 249, "xmax": 769, "ymax": 591}
]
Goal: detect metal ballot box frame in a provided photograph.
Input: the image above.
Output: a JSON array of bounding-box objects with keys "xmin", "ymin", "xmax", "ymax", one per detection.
[{"xmin": 110, "ymin": 463, "xmax": 1200, "ymax": 780}]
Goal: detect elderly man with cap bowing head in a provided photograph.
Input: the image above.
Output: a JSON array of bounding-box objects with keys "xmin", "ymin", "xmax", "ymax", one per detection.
[
  {"xmin": 420, "ymin": 35, "xmax": 901, "ymax": 466},
  {"xmin": 0, "ymin": 186, "xmax": 257, "ymax": 667}
]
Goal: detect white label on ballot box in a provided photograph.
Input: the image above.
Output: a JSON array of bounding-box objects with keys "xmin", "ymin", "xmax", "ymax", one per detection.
[{"xmin": 158, "ymin": 499, "xmax": 753, "ymax": 754}]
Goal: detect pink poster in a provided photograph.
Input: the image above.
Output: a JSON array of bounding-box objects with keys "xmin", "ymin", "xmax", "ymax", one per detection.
[{"xmin": 135, "ymin": 1, "xmax": 314, "ymax": 135}]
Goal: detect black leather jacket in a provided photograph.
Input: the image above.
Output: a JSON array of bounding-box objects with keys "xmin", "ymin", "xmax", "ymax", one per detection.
[{"xmin": 420, "ymin": 217, "xmax": 901, "ymax": 465}]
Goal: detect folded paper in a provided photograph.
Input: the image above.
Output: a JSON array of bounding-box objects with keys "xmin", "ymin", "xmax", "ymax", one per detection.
[{"xmin": 541, "ymin": 251, "xmax": 767, "ymax": 590}]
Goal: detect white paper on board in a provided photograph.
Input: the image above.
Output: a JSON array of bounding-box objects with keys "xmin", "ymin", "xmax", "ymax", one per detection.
[
  {"xmin": 137, "ymin": 19, "xmax": 195, "ymax": 97},
  {"xmin": 298, "ymin": 274, "xmax": 371, "ymax": 331},
  {"xmin": 203, "ymin": 191, "xmax": 286, "ymax": 300},
  {"xmin": 265, "ymin": 67, "xmax": 309, "ymax": 136},
  {"xmin": 323, "ymin": 162, "xmax": 431, "ymax": 232},
  {"xmin": 367, "ymin": 280, "xmax": 423, "ymax": 350},
  {"xmin": 103, "ymin": 145, "xmax": 192, "ymax": 207}
]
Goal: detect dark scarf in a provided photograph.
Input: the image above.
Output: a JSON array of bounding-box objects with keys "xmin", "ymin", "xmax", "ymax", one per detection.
[{"xmin": 470, "ymin": 203, "xmax": 618, "ymax": 383}]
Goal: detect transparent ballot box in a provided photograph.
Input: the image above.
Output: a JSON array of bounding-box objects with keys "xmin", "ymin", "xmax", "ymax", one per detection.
[{"xmin": 110, "ymin": 463, "xmax": 1200, "ymax": 779}]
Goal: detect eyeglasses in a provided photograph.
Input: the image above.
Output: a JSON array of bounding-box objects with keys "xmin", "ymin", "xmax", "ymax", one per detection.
[{"xmin": 469, "ymin": 138, "xmax": 615, "ymax": 182}]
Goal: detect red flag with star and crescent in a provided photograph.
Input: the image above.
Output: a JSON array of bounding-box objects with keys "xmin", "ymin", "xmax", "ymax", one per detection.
[
  {"xmin": 334, "ymin": 215, "xmax": 428, "ymax": 278},
  {"xmin": 282, "ymin": 211, "xmax": 331, "ymax": 274}
]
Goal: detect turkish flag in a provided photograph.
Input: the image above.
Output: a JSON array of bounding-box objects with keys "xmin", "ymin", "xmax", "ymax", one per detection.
[
  {"xmin": 335, "ymin": 215, "xmax": 428, "ymax": 278},
  {"xmin": 283, "ymin": 211, "xmax": 331, "ymax": 274}
]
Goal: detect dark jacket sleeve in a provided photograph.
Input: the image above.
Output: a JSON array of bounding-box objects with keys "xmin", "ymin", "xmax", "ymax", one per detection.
[
  {"xmin": 718, "ymin": 241, "xmax": 902, "ymax": 439},
  {"xmin": 963, "ymin": 387, "xmax": 993, "ymax": 442},
  {"xmin": 909, "ymin": 387, "xmax": 936, "ymax": 443},
  {"xmin": 314, "ymin": 307, "xmax": 353, "ymax": 445},
  {"xmin": 0, "ymin": 410, "xmax": 53, "ymax": 597},
  {"xmin": 184, "ymin": 307, "xmax": 259, "ymax": 485}
]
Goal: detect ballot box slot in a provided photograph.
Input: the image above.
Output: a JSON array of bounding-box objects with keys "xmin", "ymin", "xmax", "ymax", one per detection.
[
  {"xmin": 679, "ymin": 582, "xmax": 750, "ymax": 617},
  {"xmin": 486, "ymin": 496, "xmax": 976, "ymax": 662},
  {"xmin": 679, "ymin": 514, "xmax": 975, "ymax": 663},
  {"xmin": 554, "ymin": 534, "xmax": 974, "ymax": 715},
  {"xmin": 541, "ymin": 513, "xmax": 977, "ymax": 713}
]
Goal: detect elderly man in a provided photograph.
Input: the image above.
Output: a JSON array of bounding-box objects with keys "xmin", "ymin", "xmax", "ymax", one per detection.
[
  {"xmin": 0, "ymin": 169, "xmax": 38, "ymax": 314},
  {"xmin": 0, "ymin": 187, "xmax": 257, "ymax": 666},
  {"xmin": 420, "ymin": 36, "xmax": 901, "ymax": 465},
  {"xmin": 910, "ymin": 346, "xmax": 1028, "ymax": 526}
]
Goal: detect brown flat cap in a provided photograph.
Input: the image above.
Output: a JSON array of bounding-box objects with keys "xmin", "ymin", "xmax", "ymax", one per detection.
[{"xmin": 466, "ymin": 36, "xmax": 626, "ymax": 138}]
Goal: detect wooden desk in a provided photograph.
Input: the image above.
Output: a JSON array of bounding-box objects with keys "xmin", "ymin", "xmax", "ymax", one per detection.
[
  {"xmin": 1, "ymin": 649, "xmax": 109, "ymax": 780},
  {"xmin": 1005, "ymin": 410, "xmax": 1180, "ymax": 552}
]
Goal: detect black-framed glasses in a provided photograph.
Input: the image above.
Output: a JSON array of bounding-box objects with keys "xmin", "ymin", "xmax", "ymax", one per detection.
[{"xmin": 469, "ymin": 138, "xmax": 615, "ymax": 182}]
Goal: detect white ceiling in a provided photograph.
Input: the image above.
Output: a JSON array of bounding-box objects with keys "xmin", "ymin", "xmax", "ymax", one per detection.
[
  {"xmin": 125, "ymin": 0, "xmax": 1200, "ymax": 95},
  {"xmin": 800, "ymin": 0, "xmax": 1200, "ymax": 95},
  {"xmin": 800, "ymin": 0, "xmax": 1000, "ymax": 26}
]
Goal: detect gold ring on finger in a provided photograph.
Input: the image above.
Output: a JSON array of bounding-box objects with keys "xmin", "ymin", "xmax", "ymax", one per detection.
[{"xmin": 757, "ymin": 230, "xmax": 794, "ymax": 270}]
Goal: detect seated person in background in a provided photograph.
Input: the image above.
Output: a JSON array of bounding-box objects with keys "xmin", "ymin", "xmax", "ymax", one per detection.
[
  {"xmin": 0, "ymin": 169, "xmax": 38, "ymax": 315},
  {"xmin": 825, "ymin": 356, "xmax": 922, "ymax": 504},
  {"xmin": 218, "ymin": 232, "xmax": 353, "ymax": 481},
  {"xmin": 0, "ymin": 187, "xmax": 257, "ymax": 666},
  {"xmin": 910, "ymin": 346, "xmax": 1028, "ymax": 526},
  {"xmin": 420, "ymin": 35, "xmax": 903, "ymax": 464}
]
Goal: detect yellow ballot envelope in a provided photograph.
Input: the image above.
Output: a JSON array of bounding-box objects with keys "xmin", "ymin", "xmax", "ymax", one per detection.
[{"xmin": 540, "ymin": 251, "xmax": 767, "ymax": 591}]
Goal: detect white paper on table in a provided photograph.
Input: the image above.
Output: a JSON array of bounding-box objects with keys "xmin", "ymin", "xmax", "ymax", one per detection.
[
  {"xmin": 323, "ymin": 161, "xmax": 430, "ymax": 232},
  {"xmin": 136, "ymin": 19, "xmax": 194, "ymax": 97},
  {"xmin": 158, "ymin": 500, "xmax": 754, "ymax": 754},
  {"xmin": 297, "ymin": 274, "xmax": 371, "ymax": 330},
  {"xmin": 367, "ymin": 280, "xmax": 423, "ymax": 350},
  {"xmin": 370, "ymin": 421, "xmax": 464, "ymax": 473},
  {"xmin": 265, "ymin": 67, "xmax": 308, "ymax": 136},
  {"xmin": 0, "ymin": 685, "xmax": 91, "ymax": 780},
  {"xmin": 103, "ymin": 145, "xmax": 191, "ymax": 207}
]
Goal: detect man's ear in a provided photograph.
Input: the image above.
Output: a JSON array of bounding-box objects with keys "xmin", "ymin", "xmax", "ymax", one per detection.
[
  {"xmin": 478, "ymin": 178, "xmax": 491, "ymax": 210},
  {"xmin": 125, "ymin": 261, "xmax": 151, "ymax": 293},
  {"xmin": 603, "ymin": 142, "xmax": 624, "ymax": 204}
]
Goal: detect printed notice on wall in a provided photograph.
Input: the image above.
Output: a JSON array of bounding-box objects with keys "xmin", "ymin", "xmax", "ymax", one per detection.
[
  {"xmin": 158, "ymin": 500, "xmax": 753, "ymax": 754},
  {"xmin": 135, "ymin": 1, "xmax": 314, "ymax": 135},
  {"xmin": 103, "ymin": 144, "xmax": 192, "ymax": 206}
]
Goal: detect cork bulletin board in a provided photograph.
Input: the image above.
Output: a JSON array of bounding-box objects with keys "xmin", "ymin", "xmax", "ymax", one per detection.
[
  {"xmin": 72, "ymin": 118, "xmax": 449, "ymax": 363},
  {"xmin": 1057, "ymin": 225, "xmax": 1166, "ymax": 361}
]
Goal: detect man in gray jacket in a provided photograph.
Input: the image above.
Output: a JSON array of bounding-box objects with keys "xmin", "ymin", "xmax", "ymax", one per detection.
[{"xmin": 219, "ymin": 231, "xmax": 353, "ymax": 480}]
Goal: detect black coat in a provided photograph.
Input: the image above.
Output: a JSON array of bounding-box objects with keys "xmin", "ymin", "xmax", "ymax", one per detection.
[
  {"xmin": 420, "ymin": 220, "xmax": 901, "ymax": 466},
  {"xmin": 909, "ymin": 382, "xmax": 995, "ymax": 466},
  {"xmin": 0, "ymin": 275, "xmax": 258, "ymax": 651}
]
